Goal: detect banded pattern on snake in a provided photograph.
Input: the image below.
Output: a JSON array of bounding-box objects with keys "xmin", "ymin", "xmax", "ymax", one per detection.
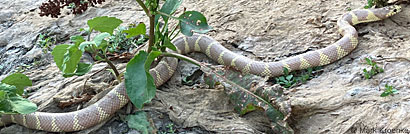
[{"xmin": 0, "ymin": 5, "xmax": 402, "ymax": 132}]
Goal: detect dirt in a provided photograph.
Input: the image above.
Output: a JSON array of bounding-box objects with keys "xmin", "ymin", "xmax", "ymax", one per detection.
[{"xmin": 0, "ymin": 0, "xmax": 409, "ymax": 134}]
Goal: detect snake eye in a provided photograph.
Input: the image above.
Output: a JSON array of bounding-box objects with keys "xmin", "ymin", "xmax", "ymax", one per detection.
[{"xmin": 393, "ymin": 9, "xmax": 397, "ymax": 12}]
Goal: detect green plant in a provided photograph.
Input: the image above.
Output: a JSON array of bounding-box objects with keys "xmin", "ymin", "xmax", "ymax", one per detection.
[
  {"xmin": 164, "ymin": 123, "xmax": 176, "ymax": 134},
  {"xmin": 42, "ymin": 0, "xmax": 211, "ymax": 110},
  {"xmin": 380, "ymin": 84, "xmax": 398, "ymax": 97},
  {"xmin": 275, "ymin": 67, "xmax": 316, "ymax": 88},
  {"xmin": 0, "ymin": 73, "xmax": 37, "ymax": 114},
  {"xmin": 36, "ymin": 33, "xmax": 55, "ymax": 53},
  {"xmin": 275, "ymin": 68, "xmax": 297, "ymax": 88},
  {"xmin": 364, "ymin": 0, "xmax": 388, "ymax": 9},
  {"xmin": 363, "ymin": 58, "xmax": 384, "ymax": 79},
  {"xmin": 108, "ymin": 25, "xmax": 147, "ymax": 53},
  {"xmin": 125, "ymin": 111, "xmax": 153, "ymax": 134}
]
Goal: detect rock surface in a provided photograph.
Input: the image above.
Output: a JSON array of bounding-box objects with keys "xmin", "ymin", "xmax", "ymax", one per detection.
[{"xmin": 0, "ymin": 0, "xmax": 409, "ymax": 134}]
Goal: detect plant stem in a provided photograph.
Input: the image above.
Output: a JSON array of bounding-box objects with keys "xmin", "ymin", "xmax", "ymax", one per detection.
[
  {"xmin": 148, "ymin": 16, "xmax": 155, "ymax": 53},
  {"xmin": 96, "ymin": 52, "xmax": 120, "ymax": 78},
  {"xmin": 171, "ymin": 29, "xmax": 180, "ymax": 41},
  {"xmin": 135, "ymin": 0, "xmax": 155, "ymax": 53},
  {"xmin": 105, "ymin": 59, "xmax": 120, "ymax": 77},
  {"xmin": 87, "ymin": 29, "xmax": 93, "ymax": 41},
  {"xmin": 157, "ymin": 11, "xmax": 180, "ymax": 20},
  {"xmin": 162, "ymin": 52, "xmax": 201, "ymax": 66},
  {"xmin": 135, "ymin": 0, "xmax": 151, "ymax": 16}
]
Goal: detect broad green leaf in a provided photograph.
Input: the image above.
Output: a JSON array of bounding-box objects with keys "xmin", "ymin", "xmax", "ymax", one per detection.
[
  {"xmin": 157, "ymin": 0, "xmax": 183, "ymax": 23},
  {"xmin": 1, "ymin": 73, "xmax": 32, "ymax": 95},
  {"xmin": 93, "ymin": 32, "xmax": 110, "ymax": 47},
  {"xmin": 125, "ymin": 111, "xmax": 153, "ymax": 134},
  {"xmin": 63, "ymin": 63, "xmax": 93, "ymax": 77},
  {"xmin": 87, "ymin": 16, "xmax": 123, "ymax": 35},
  {"xmin": 70, "ymin": 35, "xmax": 85, "ymax": 47},
  {"xmin": 62, "ymin": 45, "xmax": 83, "ymax": 75},
  {"xmin": 52, "ymin": 44, "xmax": 70, "ymax": 71},
  {"xmin": 123, "ymin": 23, "xmax": 146, "ymax": 38},
  {"xmin": 178, "ymin": 11, "xmax": 212, "ymax": 36},
  {"xmin": 9, "ymin": 97, "xmax": 37, "ymax": 114},
  {"xmin": 125, "ymin": 51, "xmax": 156, "ymax": 109}
]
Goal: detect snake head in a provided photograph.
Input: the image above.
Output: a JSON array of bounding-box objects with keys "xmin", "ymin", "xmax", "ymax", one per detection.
[{"xmin": 385, "ymin": 5, "xmax": 402, "ymax": 17}]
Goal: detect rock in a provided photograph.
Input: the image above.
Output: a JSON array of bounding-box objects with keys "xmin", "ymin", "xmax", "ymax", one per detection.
[
  {"xmin": 24, "ymin": 47, "xmax": 43, "ymax": 61},
  {"xmin": 0, "ymin": 33, "xmax": 9, "ymax": 47}
]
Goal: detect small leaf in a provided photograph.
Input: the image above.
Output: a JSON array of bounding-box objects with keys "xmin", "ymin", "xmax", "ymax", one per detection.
[
  {"xmin": 392, "ymin": 89, "xmax": 398, "ymax": 94},
  {"xmin": 1, "ymin": 73, "xmax": 32, "ymax": 95},
  {"xmin": 145, "ymin": 51, "xmax": 162, "ymax": 71},
  {"xmin": 125, "ymin": 51, "xmax": 156, "ymax": 109},
  {"xmin": 157, "ymin": 0, "xmax": 183, "ymax": 23},
  {"xmin": 178, "ymin": 11, "xmax": 212, "ymax": 36},
  {"xmin": 364, "ymin": 74, "xmax": 370, "ymax": 79},
  {"xmin": 98, "ymin": 40, "xmax": 108, "ymax": 51},
  {"xmin": 240, "ymin": 104, "xmax": 258, "ymax": 115},
  {"xmin": 278, "ymin": 77, "xmax": 285, "ymax": 82},
  {"xmin": 52, "ymin": 44, "xmax": 71, "ymax": 71},
  {"xmin": 9, "ymin": 97, "xmax": 37, "ymax": 114},
  {"xmin": 163, "ymin": 36, "xmax": 177, "ymax": 51},
  {"xmin": 0, "ymin": 83, "xmax": 17, "ymax": 95},
  {"xmin": 283, "ymin": 67, "xmax": 289, "ymax": 75},
  {"xmin": 123, "ymin": 23, "xmax": 146, "ymax": 38},
  {"xmin": 70, "ymin": 35, "xmax": 85, "ymax": 47},
  {"xmin": 125, "ymin": 111, "xmax": 153, "ymax": 134},
  {"xmin": 93, "ymin": 32, "xmax": 111, "ymax": 47},
  {"xmin": 63, "ymin": 63, "xmax": 92, "ymax": 77},
  {"xmin": 62, "ymin": 45, "xmax": 83, "ymax": 75},
  {"xmin": 380, "ymin": 91, "xmax": 389, "ymax": 97},
  {"xmin": 87, "ymin": 16, "xmax": 123, "ymax": 35},
  {"xmin": 365, "ymin": 58, "xmax": 372, "ymax": 65},
  {"xmin": 286, "ymin": 75, "xmax": 293, "ymax": 81},
  {"xmin": 79, "ymin": 41, "xmax": 96, "ymax": 52}
]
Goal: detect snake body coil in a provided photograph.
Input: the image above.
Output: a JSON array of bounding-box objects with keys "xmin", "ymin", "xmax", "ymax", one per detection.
[{"xmin": 0, "ymin": 6, "xmax": 402, "ymax": 132}]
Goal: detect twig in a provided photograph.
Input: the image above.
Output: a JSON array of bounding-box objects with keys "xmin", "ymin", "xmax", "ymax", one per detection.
[{"xmin": 135, "ymin": 0, "xmax": 151, "ymax": 16}]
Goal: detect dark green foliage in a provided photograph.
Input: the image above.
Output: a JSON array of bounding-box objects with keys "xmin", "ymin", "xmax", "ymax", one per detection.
[
  {"xmin": 275, "ymin": 67, "xmax": 316, "ymax": 88},
  {"xmin": 36, "ymin": 33, "xmax": 55, "ymax": 53}
]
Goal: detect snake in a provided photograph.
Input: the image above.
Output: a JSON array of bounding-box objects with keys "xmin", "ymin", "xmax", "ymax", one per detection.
[{"xmin": 0, "ymin": 5, "xmax": 402, "ymax": 132}]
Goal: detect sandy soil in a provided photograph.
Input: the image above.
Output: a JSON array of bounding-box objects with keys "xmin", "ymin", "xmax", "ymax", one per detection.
[{"xmin": 0, "ymin": 0, "xmax": 409, "ymax": 133}]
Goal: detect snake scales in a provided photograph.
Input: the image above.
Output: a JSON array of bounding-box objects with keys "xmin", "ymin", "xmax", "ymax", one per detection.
[{"xmin": 0, "ymin": 5, "xmax": 402, "ymax": 132}]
